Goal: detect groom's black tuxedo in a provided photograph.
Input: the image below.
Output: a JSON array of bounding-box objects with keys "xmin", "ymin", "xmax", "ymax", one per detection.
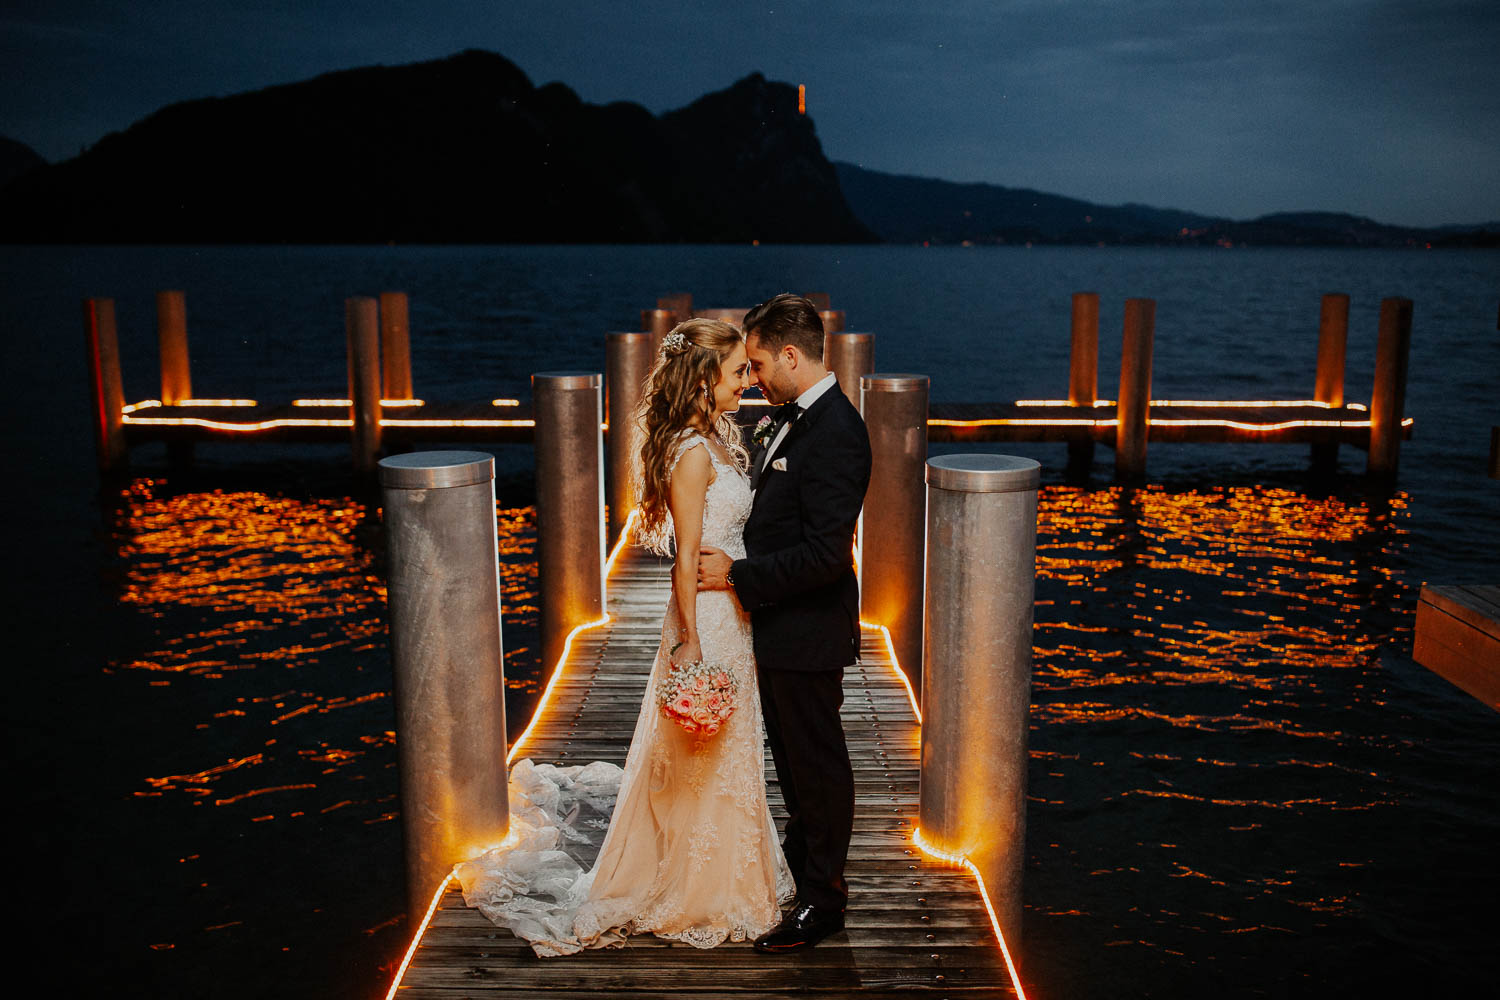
[
  {"xmin": 732, "ymin": 381, "xmax": 872, "ymax": 672},
  {"xmin": 729, "ymin": 377, "xmax": 871, "ymax": 914}
]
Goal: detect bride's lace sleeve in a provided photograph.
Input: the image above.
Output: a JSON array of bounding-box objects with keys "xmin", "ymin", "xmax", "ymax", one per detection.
[{"xmin": 637, "ymin": 431, "xmax": 705, "ymax": 556}]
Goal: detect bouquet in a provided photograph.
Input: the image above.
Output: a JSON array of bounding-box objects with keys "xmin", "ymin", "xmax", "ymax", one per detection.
[{"xmin": 657, "ymin": 657, "xmax": 737, "ymax": 740}]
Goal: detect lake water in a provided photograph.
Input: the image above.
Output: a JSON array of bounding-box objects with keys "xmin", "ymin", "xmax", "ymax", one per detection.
[{"xmin": 3, "ymin": 244, "xmax": 1498, "ymax": 998}]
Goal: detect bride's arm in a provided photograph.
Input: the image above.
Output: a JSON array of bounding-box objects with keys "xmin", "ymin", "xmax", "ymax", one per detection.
[{"xmin": 666, "ymin": 444, "xmax": 712, "ymax": 666}]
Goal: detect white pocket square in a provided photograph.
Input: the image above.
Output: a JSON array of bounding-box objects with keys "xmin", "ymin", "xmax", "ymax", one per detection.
[{"xmin": 772, "ymin": 457, "xmax": 788, "ymax": 472}]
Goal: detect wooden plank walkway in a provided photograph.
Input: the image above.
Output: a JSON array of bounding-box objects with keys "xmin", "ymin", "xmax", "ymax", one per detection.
[
  {"xmin": 1414, "ymin": 584, "xmax": 1500, "ymax": 711},
  {"xmin": 120, "ymin": 397, "xmax": 1409, "ymax": 448},
  {"xmin": 387, "ymin": 541, "xmax": 1022, "ymax": 998}
]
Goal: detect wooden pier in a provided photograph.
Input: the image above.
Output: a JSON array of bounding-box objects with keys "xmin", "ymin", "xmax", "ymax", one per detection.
[
  {"xmin": 1414, "ymin": 584, "xmax": 1500, "ymax": 711},
  {"xmin": 384, "ymin": 537, "xmax": 1025, "ymax": 998},
  {"xmin": 86, "ymin": 289, "xmax": 1415, "ymax": 480}
]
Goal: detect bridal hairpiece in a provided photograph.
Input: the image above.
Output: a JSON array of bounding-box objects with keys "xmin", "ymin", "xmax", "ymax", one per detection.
[{"xmin": 661, "ymin": 331, "xmax": 689, "ymax": 356}]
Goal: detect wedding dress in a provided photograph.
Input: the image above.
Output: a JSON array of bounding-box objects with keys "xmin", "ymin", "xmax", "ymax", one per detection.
[{"xmin": 455, "ymin": 430, "xmax": 795, "ymax": 955}]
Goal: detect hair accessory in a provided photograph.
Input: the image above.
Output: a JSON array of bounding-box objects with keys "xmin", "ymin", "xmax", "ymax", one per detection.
[{"xmin": 661, "ymin": 331, "xmax": 689, "ymax": 356}]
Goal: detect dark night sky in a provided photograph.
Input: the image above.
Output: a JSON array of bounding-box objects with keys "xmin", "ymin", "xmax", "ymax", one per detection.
[{"xmin": 3, "ymin": 0, "xmax": 1498, "ymax": 227}]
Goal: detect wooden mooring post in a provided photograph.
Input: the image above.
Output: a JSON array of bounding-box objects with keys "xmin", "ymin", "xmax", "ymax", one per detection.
[
  {"xmin": 1067, "ymin": 291, "xmax": 1099, "ymax": 474},
  {"xmin": 156, "ymin": 290, "xmax": 192, "ymax": 404},
  {"xmin": 346, "ymin": 297, "xmax": 382, "ymax": 473},
  {"xmin": 83, "ymin": 297, "xmax": 127, "ymax": 474},
  {"xmin": 1367, "ymin": 297, "xmax": 1413, "ymax": 478},
  {"xmin": 1115, "ymin": 298, "xmax": 1155, "ymax": 480},
  {"xmin": 1311, "ymin": 292, "xmax": 1349, "ymax": 470},
  {"xmin": 379, "ymin": 291, "xmax": 413, "ymax": 401},
  {"xmin": 826, "ymin": 331, "xmax": 874, "ymax": 410}
]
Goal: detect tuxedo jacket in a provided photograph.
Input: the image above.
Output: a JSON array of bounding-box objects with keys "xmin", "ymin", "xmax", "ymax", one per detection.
[{"xmin": 731, "ymin": 381, "xmax": 872, "ymax": 672}]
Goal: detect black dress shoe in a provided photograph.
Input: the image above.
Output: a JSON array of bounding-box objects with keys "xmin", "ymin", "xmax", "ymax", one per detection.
[{"xmin": 753, "ymin": 902, "xmax": 846, "ymax": 953}]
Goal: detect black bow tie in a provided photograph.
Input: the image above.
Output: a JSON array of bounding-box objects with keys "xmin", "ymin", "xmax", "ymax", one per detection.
[{"xmin": 772, "ymin": 401, "xmax": 801, "ymax": 426}]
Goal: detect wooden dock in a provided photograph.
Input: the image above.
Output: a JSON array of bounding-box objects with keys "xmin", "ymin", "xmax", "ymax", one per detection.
[
  {"xmin": 385, "ymin": 540, "xmax": 1024, "ymax": 998},
  {"xmin": 1414, "ymin": 584, "xmax": 1500, "ymax": 711}
]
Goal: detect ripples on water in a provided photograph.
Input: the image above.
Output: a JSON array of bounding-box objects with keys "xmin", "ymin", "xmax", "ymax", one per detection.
[{"xmin": 101, "ymin": 475, "xmax": 1498, "ymax": 997}]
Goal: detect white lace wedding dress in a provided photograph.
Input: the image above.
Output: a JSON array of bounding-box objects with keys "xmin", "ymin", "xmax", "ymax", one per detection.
[{"xmin": 454, "ymin": 430, "xmax": 795, "ymax": 955}]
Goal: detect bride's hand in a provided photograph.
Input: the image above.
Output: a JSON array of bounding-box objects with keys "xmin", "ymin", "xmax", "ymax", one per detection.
[{"xmin": 670, "ymin": 635, "xmax": 702, "ymax": 668}]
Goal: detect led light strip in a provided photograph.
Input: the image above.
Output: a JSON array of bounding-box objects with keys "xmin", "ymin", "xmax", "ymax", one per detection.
[
  {"xmin": 912, "ymin": 826, "xmax": 1029, "ymax": 1000},
  {"xmin": 384, "ymin": 508, "xmax": 639, "ymax": 998}
]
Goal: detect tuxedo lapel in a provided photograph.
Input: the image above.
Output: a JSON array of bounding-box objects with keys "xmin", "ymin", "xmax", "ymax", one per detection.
[{"xmin": 751, "ymin": 380, "xmax": 841, "ymax": 494}]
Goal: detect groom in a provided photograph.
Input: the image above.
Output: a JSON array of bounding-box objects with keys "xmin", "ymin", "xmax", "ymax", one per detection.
[{"xmin": 698, "ymin": 293, "xmax": 871, "ymax": 952}]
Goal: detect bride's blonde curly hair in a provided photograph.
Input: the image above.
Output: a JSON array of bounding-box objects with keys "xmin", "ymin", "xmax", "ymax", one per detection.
[{"xmin": 634, "ymin": 318, "xmax": 748, "ymax": 555}]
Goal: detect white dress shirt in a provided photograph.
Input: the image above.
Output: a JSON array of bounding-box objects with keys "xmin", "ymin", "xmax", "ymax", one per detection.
[{"xmin": 760, "ymin": 371, "xmax": 837, "ymax": 473}]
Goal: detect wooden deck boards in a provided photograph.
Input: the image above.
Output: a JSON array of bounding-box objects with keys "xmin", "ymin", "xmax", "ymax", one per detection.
[
  {"xmin": 391, "ymin": 544, "xmax": 1020, "ymax": 997},
  {"xmin": 1413, "ymin": 583, "xmax": 1500, "ymax": 711}
]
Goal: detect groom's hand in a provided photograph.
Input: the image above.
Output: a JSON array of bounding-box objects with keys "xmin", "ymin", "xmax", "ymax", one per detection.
[{"xmin": 697, "ymin": 546, "xmax": 732, "ymax": 591}]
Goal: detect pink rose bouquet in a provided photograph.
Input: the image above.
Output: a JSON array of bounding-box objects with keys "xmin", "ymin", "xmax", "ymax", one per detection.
[{"xmin": 657, "ymin": 657, "xmax": 737, "ymax": 741}]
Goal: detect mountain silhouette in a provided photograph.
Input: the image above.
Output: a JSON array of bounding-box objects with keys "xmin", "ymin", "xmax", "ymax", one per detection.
[{"xmin": 0, "ymin": 51, "xmax": 873, "ymax": 244}]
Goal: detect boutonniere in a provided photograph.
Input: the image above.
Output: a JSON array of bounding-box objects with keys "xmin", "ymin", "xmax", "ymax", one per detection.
[{"xmin": 751, "ymin": 414, "xmax": 775, "ymax": 447}]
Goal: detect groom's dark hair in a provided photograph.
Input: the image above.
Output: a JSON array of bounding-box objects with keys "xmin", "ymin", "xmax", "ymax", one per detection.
[{"xmin": 743, "ymin": 294, "xmax": 824, "ymax": 361}]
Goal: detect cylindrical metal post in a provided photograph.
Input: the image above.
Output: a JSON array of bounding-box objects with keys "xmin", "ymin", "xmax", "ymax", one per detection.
[
  {"xmin": 804, "ymin": 292, "xmax": 832, "ymax": 312},
  {"xmin": 1115, "ymin": 298, "xmax": 1155, "ymax": 480},
  {"xmin": 1068, "ymin": 292, "xmax": 1100, "ymax": 472},
  {"xmin": 380, "ymin": 291, "xmax": 414, "ymax": 400},
  {"xmin": 920, "ymin": 454, "xmax": 1039, "ymax": 952},
  {"xmin": 83, "ymin": 297, "xmax": 127, "ymax": 473},
  {"xmin": 1367, "ymin": 297, "xmax": 1413, "ymax": 477},
  {"xmin": 1311, "ymin": 293, "xmax": 1350, "ymax": 470},
  {"xmin": 347, "ymin": 297, "xmax": 382, "ymax": 473},
  {"xmin": 819, "ymin": 309, "xmax": 846, "ymax": 334},
  {"xmin": 825, "ymin": 332, "xmax": 874, "ymax": 410},
  {"xmin": 641, "ymin": 308, "xmax": 677, "ymax": 357},
  {"xmin": 605, "ymin": 333, "xmax": 652, "ymax": 545},
  {"xmin": 859, "ymin": 374, "xmax": 930, "ymax": 694},
  {"xmin": 379, "ymin": 452, "xmax": 509, "ymax": 918},
  {"xmin": 533, "ymin": 372, "xmax": 606, "ymax": 672},
  {"xmin": 1489, "ymin": 427, "xmax": 1499, "ymax": 480},
  {"xmin": 156, "ymin": 290, "xmax": 192, "ymax": 405}
]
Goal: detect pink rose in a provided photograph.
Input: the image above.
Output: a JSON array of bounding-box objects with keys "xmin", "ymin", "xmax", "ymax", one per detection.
[
  {"xmin": 676, "ymin": 695, "xmax": 694, "ymax": 714},
  {"xmin": 704, "ymin": 722, "xmax": 719, "ymax": 736},
  {"xmin": 714, "ymin": 672, "xmax": 730, "ymax": 687},
  {"xmin": 692, "ymin": 708, "xmax": 713, "ymax": 725},
  {"xmin": 693, "ymin": 675, "xmax": 708, "ymax": 692},
  {"xmin": 706, "ymin": 693, "xmax": 721, "ymax": 710}
]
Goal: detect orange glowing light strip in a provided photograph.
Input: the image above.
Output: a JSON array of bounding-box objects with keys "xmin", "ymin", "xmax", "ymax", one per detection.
[
  {"xmin": 381, "ymin": 418, "xmax": 536, "ymax": 429},
  {"xmin": 912, "ymin": 827, "xmax": 1029, "ymax": 1000},
  {"xmin": 386, "ymin": 508, "xmax": 639, "ymax": 999},
  {"xmin": 123, "ymin": 412, "xmax": 352, "ymax": 431},
  {"xmin": 858, "ymin": 619, "xmax": 1025, "ymax": 997},
  {"xmin": 291, "ymin": 398, "xmax": 425, "ymax": 407},
  {"xmin": 929, "ymin": 417, "xmax": 1117, "ymax": 427},
  {"xmin": 178, "ymin": 397, "xmax": 258, "ymax": 406},
  {"xmin": 1015, "ymin": 399, "xmax": 1115, "ymax": 407},
  {"xmin": 491, "ymin": 399, "xmax": 521, "ymax": 407},
  {"xmin": 382, "ymin": 871, "xmax": 456, "ymax": 1000},
  {"xmin": 507, "ymin": 505, "xmax": 637, "ymax": 765}
]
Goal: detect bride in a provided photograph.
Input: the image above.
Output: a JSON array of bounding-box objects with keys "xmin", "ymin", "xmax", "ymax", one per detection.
[{"xmin": 454, "ymin": 318, "xmax": 795, "ymax": 955}]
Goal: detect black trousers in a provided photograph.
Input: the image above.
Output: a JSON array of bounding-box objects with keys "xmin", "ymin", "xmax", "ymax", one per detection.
[{"xmin": 758, "ymin": 666, "xmax": 855, "ymax": 911}]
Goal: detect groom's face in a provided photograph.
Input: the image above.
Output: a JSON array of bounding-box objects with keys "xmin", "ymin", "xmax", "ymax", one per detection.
[{"xmin": 745, "ymin": 333, "xmax": 798, "ymax": 405}]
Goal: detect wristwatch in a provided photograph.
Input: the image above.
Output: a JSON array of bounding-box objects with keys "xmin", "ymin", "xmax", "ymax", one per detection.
[{"xmin": 725, "ymin": 566, "xmax": 735, "ymax": 591}]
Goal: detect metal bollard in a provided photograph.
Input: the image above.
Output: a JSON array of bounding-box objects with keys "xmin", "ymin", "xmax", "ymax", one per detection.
[
  {"xmin": 919, "ymin": 454, "xmax": 1039, "ymax": 950},
  {"xmin": 1312, "ymin": 293, "xmax": 1349, "ymax": 470},
  {"xmin": 605, "ymin": 333, "xmax": 652, "ymax": 545},
  {"xmin": 804, "ymin": 292, "xmax": 832, "ymax": 312},
  {"xmin": 156, "ymin": 290, "xmax": 192, "ymax": 404},
  {"xmin": 83, "ymin": 297, "xmax": 127, "ymax": 473},
  {"xmin": 533, "ymin": 372, "xmax": 606, "ymax": 671},
  {"xmin": 380, "ymin": 291, "xmax": 414, "ymax": 400},
  {"xmin": 825, "ymin": 332, "xmax": 874, "ymax": 410},
  {"xmin": 346, "ymin": 297, "xmax": 382, "ymax": 473},
  {"xmin": 1367, "ymin": 297, "xmax": 1413, "ymax": 478},
  {"xmin": 819, "ymin": 309, "xmax": 845, "ymax": 333},
  {"xmin": 380, "ymin": 451, "xmax": 510, "ymax": 918},
  {"xmin": 1115, "ymin": 298, "xmax": 1155, "ymax": 480},
  {"xmin": 859, "ymin": 374, "xmax": 930, "ymax": 694}
]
